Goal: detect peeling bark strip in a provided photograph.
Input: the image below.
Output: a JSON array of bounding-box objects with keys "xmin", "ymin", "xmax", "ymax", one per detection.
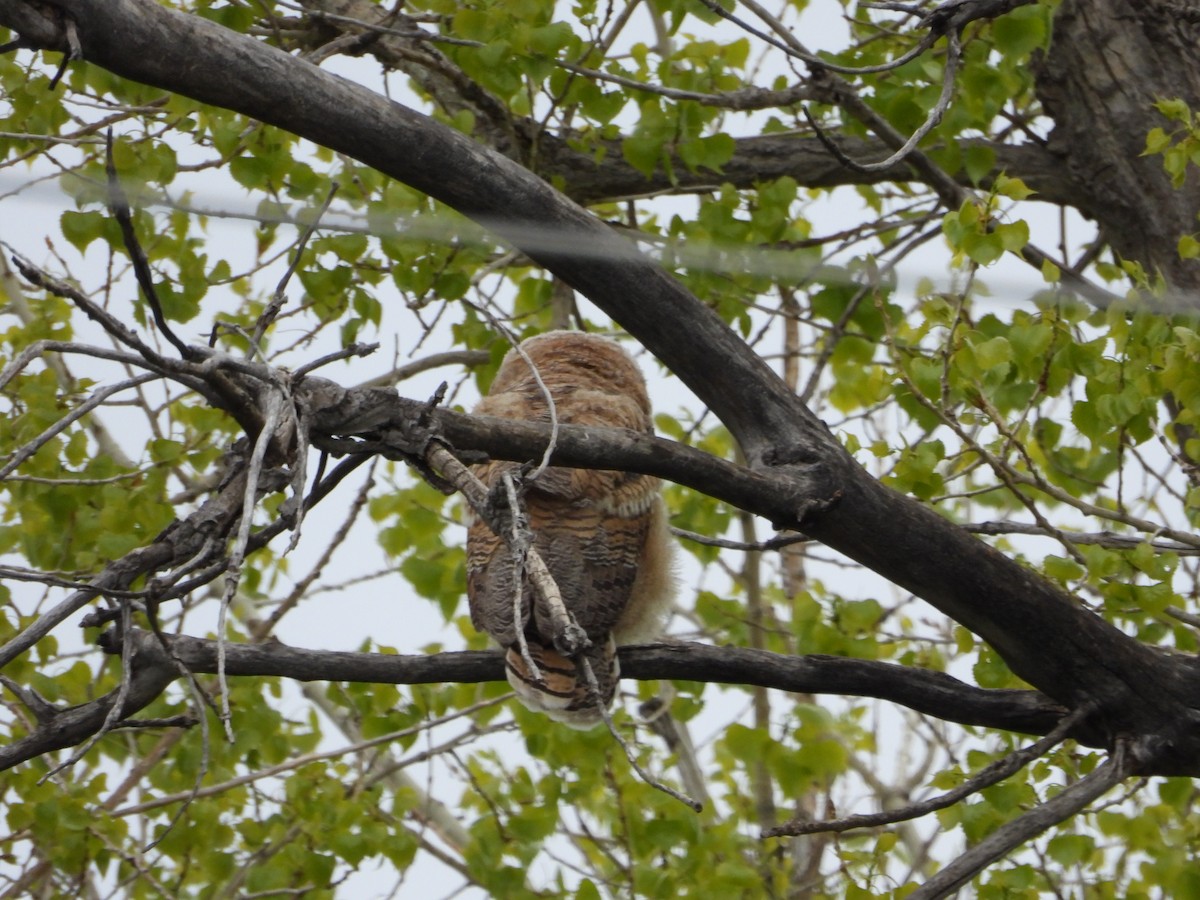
[{"xmin": 3, "ymin": 0, "xmax": 1200, "ymax": 774}]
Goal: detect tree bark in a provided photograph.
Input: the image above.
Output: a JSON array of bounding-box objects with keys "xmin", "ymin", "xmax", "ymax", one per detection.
[
  {"xmin": 1035, "ymin": 0, "xmax": 1200, "ymax": 297},
  {"xmin": 0, "ymin": 629, "xmax": 1079, "ymax": 773}
]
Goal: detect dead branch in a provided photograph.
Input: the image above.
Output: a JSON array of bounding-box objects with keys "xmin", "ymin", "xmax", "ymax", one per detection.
[
  {"xmin": 910, "ymin": 740, "xmax": 1133, "ymax": 899},
  {"xmin": 764, "ymin": 705, "xmax": 1091, "ymax": 837},
  {"xmin": 105, "ymin": 129, "xmax": 193, "ymax": 360},
  {"xmin": 0, "ymin": 631, "xmax": 179, "ymax": 771}
]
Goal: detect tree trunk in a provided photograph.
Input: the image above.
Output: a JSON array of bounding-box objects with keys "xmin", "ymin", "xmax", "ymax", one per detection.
[{"xmin": 1036, "ymin": 0, "xmax": 1200, "ymax": 297}]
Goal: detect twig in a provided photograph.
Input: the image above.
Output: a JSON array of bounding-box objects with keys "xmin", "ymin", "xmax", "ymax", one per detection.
[
  {"xmin": 555, "ymin": 59, "xmax": 816, "ymax": 109},
  {"xmin": 39, "ymin": 599, "xmax": 138, "ymax": 782},
  {"xmin": 639, "ymin": 693, "xmax": 712, "ymax": 807},
  {"xmin": 0, "ymin": 372, "xmax": 160, "ymax": 481},
  {"xmin": 525, "ymin": 342, "xmax": 560, "ymax": 482},
  {"xmin": 920, "ymin": 0, "xmax": 1041, "ymax": 36},
  {"xmin": 805, "ymin": 30, "xmax": 961, "ymax": 173},
  {"xmin": 210, "ymin": 320, "xmax": 261, "ymax": 357},
  {"xmin": 46, "ymin": 15, "xmax": 80, "ymax": 89},
  {"xmin": 964, "ymin": 520, "xmax": 1200, "ymax": 556},
  {"xmin": 0, "ymin": 565, "xmax": 145, "ymax": 598},
  {"xmin": 7, "ymin": 251, "xmax": 208, "ymax": 390},
  {"xmin": 355, "ymin": 349, "xmax": 490, "ymax": 388},
  {"xmin": 281, "ymin": 391, "xmax": 311, "ymax": 555},
  {"xmin": 1165, "ymin": 606, "xmax": 1200, "ymax": 630},
  {"xmin": 861, "ymin": 1, "xmax": 929, "ymax": 15},
  {"xmin": 764, "ymin": 705, "xmax": 1090, "ymax": 837},
  {"xmin": 217, "ymin": 390, "xmax": 289, "ymax": 740},
  {"xmin": 690, "ymin": 0, "xmax": 885, "ymax": 74},
  {"xmin": 141, "ymin": 671, "xmax": 213, "ymax": 853},
  {"xmin": 670, "ymin": 526, "xmax": 810, "ymax": 552},
  {"xmin": 0, "ymin": 675, "xmax": 57, "ymax": 723},
  {"xmin": 106, "ymin": 129, "xmax": 194, "ymax": 359},
  {"xmin": 111, "ymin": 693, "xmax": 509, "ymax": 817},
  {"xmin": 114, "ymin": 715, "xmax": 199, "ymax": 729},
  {"xmin": 251, "ymin": 181, "xmax": 340, "ymax": 350},
  {"xmin": 292, "ymin": 341, "xmax": 379, "ymax": 378},
  {"xmin": 502, "ymin": 470, "xmax": 542, "ymax": 686},
  {"xmin": 579, "ymin": 655, "xmax": 703, "ymax": 812},
  {"xmin": 910, "ymin": 740, "xmax": 1131, "ymax": 899},
  {"xmin": 469, "ymin": 308, "xmax": 560, "ymax": 483},
  {"xmin": 251, "ymin": 458, "xmax": 377, "ymax": 639}
]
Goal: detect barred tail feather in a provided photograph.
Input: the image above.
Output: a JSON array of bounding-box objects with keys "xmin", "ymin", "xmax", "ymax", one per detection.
[{"xmin": 505, "ymin": 637, "xmax": 619, "ymax": 730}]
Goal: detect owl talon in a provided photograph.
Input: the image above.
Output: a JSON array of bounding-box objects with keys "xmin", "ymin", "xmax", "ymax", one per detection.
[{"xmin": 552, "ymin": 621, "xmax": 591, "ymax": 658}]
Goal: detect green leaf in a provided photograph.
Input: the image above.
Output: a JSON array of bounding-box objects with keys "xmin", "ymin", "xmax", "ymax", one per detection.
[
  {"xmin": 962, "ymin": 231, "xmax": 1005, "ymax": 266},
  {"xmin": 60, "ymin": 210, "xmax": 107, "ymax": 252},
  {"xmin": 992, "ymin": 173, "xmax": 1034, "ymax": 200},
  {"xmin": 1047, "ymin": 833, "xmax": 1095, "ymax": 866},
  {"xmin": 994, "ymin": 219, "xmax": 1030, "ymax": 252},
  {"xmin": 971, "ymin": 336, "xmax": 1013, "ymax": 371},
  {"xmin": 1154, "ymin": 97, "xmax": 1192, "ymax": 124},
  {"xmin": 1144, "ymin": 126, "xmax": 1173, "ymax": 156},
  {"xmin": 964, "ymin": 144, "xmax": 996, "ymax": 184}
]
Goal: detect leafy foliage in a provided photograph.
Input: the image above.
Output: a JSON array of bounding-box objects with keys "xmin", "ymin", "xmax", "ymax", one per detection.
[{"xmin": 1, "ymin": 0, "xmax": 1198, "ymax": 896}]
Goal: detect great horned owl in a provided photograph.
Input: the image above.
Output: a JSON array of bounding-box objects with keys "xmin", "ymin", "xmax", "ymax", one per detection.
[{"xmin": 466, "ymin": 331, "xmax": 675, "ymax": 728}]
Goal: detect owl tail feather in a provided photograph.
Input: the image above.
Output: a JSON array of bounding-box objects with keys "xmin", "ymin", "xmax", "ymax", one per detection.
[{"xmin": 505, "ymin": 636, "xmax": 619, "ymax": 730}]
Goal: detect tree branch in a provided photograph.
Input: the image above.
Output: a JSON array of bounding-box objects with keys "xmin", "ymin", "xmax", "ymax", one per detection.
[
  {"xmin": 545, "ymin": 133, "xmax": 1072, "ymax": 208},
  {"xmin": 0, "ymin": 633, "xmax": 179, "ymax": 771},
  {"xmin": 0, "ymin": 629, "xmax": 1083, "ymax": 773},
  {"xmin": 763, "ymin": 704, "xmax": 1091, "ymax": 837},
  {"xmin": 910, "ymin": 740, "xmax": 1132, "ymax": 899},
  {"xmin": 161, "ymin": 630, "xmax": 1074, "ymax": 733}
]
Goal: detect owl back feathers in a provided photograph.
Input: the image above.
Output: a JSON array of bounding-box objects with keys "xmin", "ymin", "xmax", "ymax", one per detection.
[{"xmin": 465, "ymin": 332, "xmax": 675, "ymax": 728}]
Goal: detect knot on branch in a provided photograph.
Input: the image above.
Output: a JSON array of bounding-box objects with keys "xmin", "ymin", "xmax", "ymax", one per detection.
[{"xmin": 753, "ymin": 443, "xmax": 843, "ymax": 529}]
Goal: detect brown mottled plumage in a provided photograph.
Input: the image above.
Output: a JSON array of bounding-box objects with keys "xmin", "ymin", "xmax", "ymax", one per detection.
[{"xmin": 466, "ymin": 332, "xmax": 675, "ymax": 728}]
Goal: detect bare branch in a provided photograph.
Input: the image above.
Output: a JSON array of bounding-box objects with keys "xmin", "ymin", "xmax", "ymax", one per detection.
[
  {"xmin": 251, "ymin": 180, "xmax": 340, "ymax": 350},
  {"xmin": 291, "ymin": 341, "xmax": 379, "ymax": 379},
  {"xmin": 579, "ymin": 655, "xmax": 703, "ymax": 813},
  {"xmin": 0, "ymin": 631, "xmax": 179, "ymax": 771},
  {"xmin": 40, "ymin": 599, "xmax": 138, "ymax": 781},
  {"xmin": 355, "ymin": 349, "xmax": 490, "ymax": 389},
  {"xmin": 105, "ymin": 129, "xmax": 193, "ymax": 359},
  {"xmin": 639, "ymin": 693, "xmax": 712, "ymax": 808},
  {"xmin": 670, "ymin": 526, "xmax": 810, "ymax": 552},
  {"xmin": 764, "ymin": 705, "xmax": 1092, "ymax": 837},
  {"xmin": 910, "ymin": 741, "xmax": 1132, "ymax": 899},
  {"xmin": 807, "ymin": 31, "xmax": 961, "ymax": 173},
  {"xmin": 129, "ymin": 631, "xmax": 1073, "ymax": 736},
  {"xmin": 965, "ymin": 520, "xmax": 1200, "ymax": 556},
  {"xmin": 6, "ymin": 253, "xmax": 197, "ymax": 381},
  {"xmin": 0, "ymin": 372, "xmax": 160, "ymax": 481},
  {"xmin": 217, "ymin": 386, "xmax": 294, "ymax": 737},
  {"xmin": 0, "ymin": 630, "xmax": 1089, "ymax": 776}
]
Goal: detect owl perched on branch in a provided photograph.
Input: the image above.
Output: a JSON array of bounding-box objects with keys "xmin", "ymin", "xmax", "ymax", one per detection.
[{"xmin": 466, "ymin": 331, "xmax": 675, "ymax": 728}]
